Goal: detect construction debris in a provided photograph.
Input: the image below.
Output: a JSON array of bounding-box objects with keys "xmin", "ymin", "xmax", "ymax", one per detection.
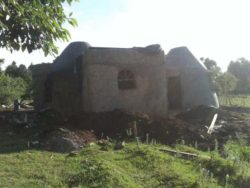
[
  {"xmin": 0, "ymin": 105, "xmax": 249, "ymax": 153},
  {"xmin": 207, "ymin": 113, "xmax": 218, "ymax": 134},
  {"xmin": 158, "ymin": 147, "xmax": 210, "ymax": 159}
]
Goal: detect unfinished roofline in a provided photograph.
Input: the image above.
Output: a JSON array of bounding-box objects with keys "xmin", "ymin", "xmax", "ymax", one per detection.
[{"xmin": 89, "ymin": 47, "xmax": 131, "ymax": 50}]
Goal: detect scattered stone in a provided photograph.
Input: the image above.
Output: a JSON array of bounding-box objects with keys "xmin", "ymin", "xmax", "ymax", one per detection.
[
  {"xmin": 114, "ymin": 141, "xmax": 125, "ymax": 150},
  {"xmin": 67, "ymin": 150, "xmax": 79, "ymax": 157}
]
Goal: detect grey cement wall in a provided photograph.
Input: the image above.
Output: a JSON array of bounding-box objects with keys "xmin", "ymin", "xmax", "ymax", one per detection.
[
  {"xmin": 82, "ymin": 48, "xmax": 167, "ymax": 117},
  {"xmin": 31, "ymin": 63, "xmax": 53, "ymax": 110},
  {"xmin": 165, "ymin": 47, "xmax": 219, "ymax": 110},
  {"xmin": 51, "ymin": 69, "xmax": 83, "ymax": 117},
  {"xmin": 32, "ymin": 43, "xmax": 218, "ymax": 118}
]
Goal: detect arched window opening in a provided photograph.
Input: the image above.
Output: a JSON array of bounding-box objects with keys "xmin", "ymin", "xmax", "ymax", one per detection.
[{"xmin": 118, "ymin": 70, "xmax": 136, "ymax": 90}]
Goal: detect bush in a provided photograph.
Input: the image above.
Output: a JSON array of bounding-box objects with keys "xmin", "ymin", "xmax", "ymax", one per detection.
[
  {"xmin": 0, "ymin": 74, "xmax": 27, "ymax": 105},
  {"xmin": 65, "ymin": 158, "xmax": 111, "ymax": 188}
]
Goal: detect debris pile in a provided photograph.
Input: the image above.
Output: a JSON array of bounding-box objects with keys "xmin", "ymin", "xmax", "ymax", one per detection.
[
  {"xmin": 40, "ymin": 128, "xmax": 96, "ymax": 153},
  {"xmin": 176, "ymin": 105, "xmax": 250, "ymax": 147},
  {"xmin": 1, "ymin": 105, "xmax": 249, "ymax": 152}
]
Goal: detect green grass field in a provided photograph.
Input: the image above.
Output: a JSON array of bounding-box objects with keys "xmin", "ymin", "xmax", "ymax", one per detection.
[
  {"xmin": 1, "ymin": 95, "xmax": 250, "ymax": 187},
  {"xmin": 219, "ymin": 95, "xmax": 250, "ymax": 108},
  {"xmin": 0, "ymin": 138, "xmax": 250, "ymax": 187}
]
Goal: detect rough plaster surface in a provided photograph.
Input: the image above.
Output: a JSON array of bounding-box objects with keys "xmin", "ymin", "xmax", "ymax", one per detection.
[
  {"xmin": 51, "ymin": 70, "xmax": 83, "ymax": 116},
  {"xmin": 31, "ymin": 63, "xmax": 53, "ymax": 110},
  {"xmin": 31, "ymin": 43, "xmax": 219, "ymax": 118},
  {"xmin": 82, "ymin": 48, "xmax": 167, "ymax": 116},
  {"xmin": 165, "ymin": 47, "xmax": 219, "ymax": 109}
]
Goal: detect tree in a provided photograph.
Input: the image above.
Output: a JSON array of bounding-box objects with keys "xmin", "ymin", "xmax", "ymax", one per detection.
[
  {"xmin": 5, "ymin": 62, "xmax": 32, "ymax": 99},
  {"xmin": 0, "ymin": 74, "xmax": 27, "ymax": 105},
  {"xmin": 6, "ymin": 62, "xmax": 31, "ymax": 82},
  {"xmin": 228, "ymin": 58, "xmax": 250, "ymax": 94},
  {"xmin": 216, "ymin": 72, "xmax": 237, "ymax": 105},
  {"xmin": 200, "ymin": 57, "xmax": 222, "ymax": 92},
  {"xmin": 200, "ymin": 57, "xmax": 218, "ymax": 70},
  {"xmin": 216, "ymin": 73, "xmax": 237, "ymax": 95},
  {"xmin": 0, "ymin": 58, "xmax": 4, "ymax": 72},
  {"xmin": 5, "ymin": 61, "xmax": 18, "ymax": 77},
  {"xmin": 0, "ymin": 0, "xmax": 78, "ymax": 56}
]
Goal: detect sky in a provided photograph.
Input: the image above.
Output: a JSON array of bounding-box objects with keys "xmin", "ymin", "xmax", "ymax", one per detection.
[{"xmin": 1, "ymin": 0, "xmax": 250, "ymax": 71}]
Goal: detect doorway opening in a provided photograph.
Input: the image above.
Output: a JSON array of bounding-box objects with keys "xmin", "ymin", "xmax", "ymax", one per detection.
[{"xmin": 168, "ymin": 76, "xmax": 182, "ymax": 110}]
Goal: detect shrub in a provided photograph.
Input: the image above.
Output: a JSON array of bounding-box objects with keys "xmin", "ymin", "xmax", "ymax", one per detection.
[{"xmin": 0, "ymin": 74, "xmax": 27, "ymax": 105}]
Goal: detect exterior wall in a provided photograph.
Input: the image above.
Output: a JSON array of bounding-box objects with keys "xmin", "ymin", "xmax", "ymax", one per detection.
[
  {"xmin": 165, "ymin": 47, "xmax": 219, "ymax": 110},
  {"xmin": 51, "ymin": 69, "xmax": 83, "ymax": 117},
  {"xmin": 31, "ymin": 63, "xmax": 53, "ymax": 110},
  {"xmin": 82, "ymin": 48, "xmax": 167, "ymax": 117},
  {"xmin": 181, "ymin": 68, "xmax": 219, "ymax": 108},
  {"xmin": 31, "ymin": 59, "xmax": 83, "ymax": 116},
  {"xmin": 166, "ymin": 67, "xmax": 219, "ymax": 109},
  {"xmin": 32, "ymin": 43, "xmax": 219, "ymax": 118}
]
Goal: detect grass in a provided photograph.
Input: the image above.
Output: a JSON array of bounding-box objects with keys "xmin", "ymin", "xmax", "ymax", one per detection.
[
  {"xmin": 1, "ymin": 138, "xmax": 250, "ymax": 188},
  {"xmin": 1, "ymin": 102, "xmax": 250, "ymax": 187},
  {"xmin": 0, "ymin": 151, "xmax": 66, "ymax": 187},
  {"xmin": 219, "ymin": 95, "xmax": 250, "ymax": 108}
]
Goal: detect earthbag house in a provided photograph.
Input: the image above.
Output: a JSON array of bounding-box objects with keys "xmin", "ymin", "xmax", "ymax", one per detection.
[{"xmin": 31, "ymin": 42, "xmax": 219, "ymax": 117}]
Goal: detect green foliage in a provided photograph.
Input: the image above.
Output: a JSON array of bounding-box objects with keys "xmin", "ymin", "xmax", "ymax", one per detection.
[
  {"xmin": 0, "ymin": 58, "xmax": 4, "ymax": 72},
  {"xmin": 216, "ymin": 73, "xmax": 237, "ymax": 95},
  {"xmin": 1, "ymin": 120, "xmax": 250, "ymax": 188},
  {"xmin": 0, "ymin": 61, "xmax": 32, "ymax": 103},
  {"xmin": 219, "ymin": 95, "xmax": 250, "ymax": 107},
  {"xmin": 0, "ymin": 0, "xmax": 78, "ymax": 56},
  {"xmin": 200, "ymin": 57, "xmax": 222, "ymax": 93},
  {"xmin": 5, "ymin": 61, "xmax": 18, "ymax": 77},
  {"xmin": 201, "ymin": 57, "xmax": 219, "ymax": 71},
  {"xmin": 201, "ymin": 57, "xmax": 237, "ymax": 95},
  {"xmin": 0, "ymin": 141, "xmax": 248, "ymax": 188},
  {"xmin": 0, "ymin": 73, "xmax": 27, "ymax": 104},
  {"xmin": 5, "ymin": 61, "xmax": 32, "ymax": 83},
  {"xmin": 228, "ymin": 58, "xmax": 250, "ymax": 94},
  {"xmin": 66, "ymin": 158, "xmax": 111, "ymax": 188},
  {"xmin": 224, "ymin": 141, "xmax": 250, "ymax": 163},
  {"xmin": 200, "ymin": 155, "xmax": 235, "ymax": 180}
]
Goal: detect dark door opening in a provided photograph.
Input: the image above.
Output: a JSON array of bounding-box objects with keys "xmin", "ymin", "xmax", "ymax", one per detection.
[{"xmin": 168, "ymin": 76, "xmax": 182, "ymax": 110}]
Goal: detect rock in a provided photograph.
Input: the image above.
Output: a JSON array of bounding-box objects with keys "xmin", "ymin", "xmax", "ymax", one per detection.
[
  {"xmin": 41, "ymin": 128, "xmax": 97, "ymax": 153},
  {"xmin": 67, "ymin": 150, "xmax": 79, "ymax": 157},
  {"xmin": 45, "ymin": 136, "xmax": 79, "ymax": 153},
  {"xmin": 114, "ymin": 141, "xmax": 125, "ymax": 150}
]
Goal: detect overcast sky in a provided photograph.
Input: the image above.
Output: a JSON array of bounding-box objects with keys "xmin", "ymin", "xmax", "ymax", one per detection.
[{"xmin": 1, "ymin": 0, "xmax": 250, "ymax": 71}]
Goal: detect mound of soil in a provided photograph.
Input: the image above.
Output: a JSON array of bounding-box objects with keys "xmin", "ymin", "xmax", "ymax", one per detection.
[
  {"xmin": 32, "ymin": 106, "xmax": 250, "ymax": 150},
  {"xmin": 2, "ymin": 105, "xmax": 250, "ymax": 152},
  {"xmin": 40, "ymin": 128, "xmax": 96, "ymax": 153}
]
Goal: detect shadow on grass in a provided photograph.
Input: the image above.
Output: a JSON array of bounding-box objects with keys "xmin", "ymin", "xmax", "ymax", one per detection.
[
  {"xmin": 0, "ymin": 110, "xmax": 57, "ymax": 154},
  {"xmin": 221, "ymin": 105, "xmax": 250, "ymax": 114},
  {"xmin": 0, "ymin": 124, "xmax": 43, "ymax": 154}
]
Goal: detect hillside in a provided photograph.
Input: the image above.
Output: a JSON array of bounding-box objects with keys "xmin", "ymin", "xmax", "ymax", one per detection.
[{"xmin": 0, "ymin": 106, "xmax": 250, "ymax": 187}]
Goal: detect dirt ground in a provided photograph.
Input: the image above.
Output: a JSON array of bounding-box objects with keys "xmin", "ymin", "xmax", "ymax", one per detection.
[{"xmin": 0, "ymin": 105, "xmax": 250, "ymax": 152}]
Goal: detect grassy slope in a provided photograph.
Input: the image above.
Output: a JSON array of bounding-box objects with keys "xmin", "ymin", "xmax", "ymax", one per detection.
[
  {"xmin": 1, "ymin": 102, "xmax": 250, "ymax": 187},
  {"xmin": 0, "ymin": 144, "xmax": 211, "ymax": 188},
  {"xmin": 1, "ymin": 141, "xmax": 250, "ymax": 188},
  {"xmin": 219, "ymin": 95, "xmax": 250, "ymax": 107}
]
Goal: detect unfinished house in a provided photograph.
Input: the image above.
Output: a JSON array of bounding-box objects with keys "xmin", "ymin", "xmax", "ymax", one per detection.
[{"xmin": 31, "ymin": 42, "xmax": 219, "ymax": 117}]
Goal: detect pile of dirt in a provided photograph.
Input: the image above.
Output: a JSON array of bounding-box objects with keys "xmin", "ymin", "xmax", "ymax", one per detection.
[
  {"xmin": 2, "ymin": 105, "xmax": 250, "ymax": 152},
  {"xmin": 176, "ymin": 105, "xmax": 250, "ymax": 147},
  {"xmin": 31, "ymin": 106, "xmax": 249, "ymax": 150},
  {"xmin": 40, "ymin": 128, "xmax": 96, "ymax": 153},
  {"xmin": 52, "ymin": 109, "xmax": 217, "ymax": 149}
]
